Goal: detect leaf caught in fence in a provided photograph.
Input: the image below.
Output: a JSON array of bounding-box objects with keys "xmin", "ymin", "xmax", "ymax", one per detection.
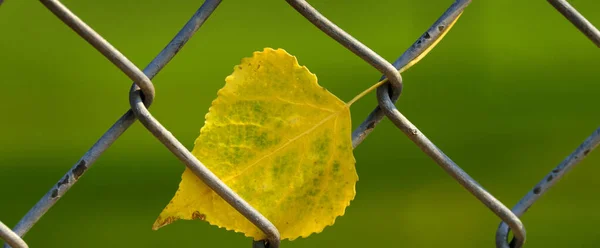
[{"xmin": 153, "ymin": 48, "xmax": 357, "ymax": 240}]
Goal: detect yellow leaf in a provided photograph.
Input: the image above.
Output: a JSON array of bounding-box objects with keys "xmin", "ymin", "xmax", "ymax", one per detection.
[{"xmin": 153, "ymin": 48, "xmax": 357, "ymax": 240}]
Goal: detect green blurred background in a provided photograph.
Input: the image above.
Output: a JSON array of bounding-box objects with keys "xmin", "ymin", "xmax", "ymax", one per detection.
[{"xmin": 1, "ymin": 0, "xmax": 600, "ymax": 247}]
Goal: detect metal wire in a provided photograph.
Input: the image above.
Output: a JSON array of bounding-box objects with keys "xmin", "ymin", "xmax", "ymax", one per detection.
[
  {"xmin": 129, "ymin": 67, "xmax": 283, "ymax": 248},
  {"xmin": 388, "ymin": 0, "xmax": 469, "ymax": 73},
  {"xmin": 287, "ymin": 1, "xmax": 527, "ymax": 248},
  {"xmin": 0, "ymin": 222, "xmax": 27, "ymax": 248},
  {"xmin": 350, "ymin": 0, "xmax": 470, "ymax": 149},
  {"xmin": 496, "ymin": 127, "xmax": 600, "ymax": 248},
  {"xmin": 286, "ymin": 0, "xmax": 402, "ymax": 149},
  {"xmin": 286, "ymin": 0, "xmax": 525, "ymax": 247},
  {"xmin": 377, "ymin": 77, "xmax": 528, "ymax": 248},
  {"xmin": 494, "ymin": 3, "xmax": 600, "ymax": 247},
  {"xmin": 1, "ymin": 0, "xmax": 599, "ymax": 247},
  {"xmin": 5, "ymin": 0, "xmax": 222, "ymax": 244},
  {"xmin": 548, "ymin": 0, "xmax": 600, "ymax": 48},
  {"xmin": 35, "ymin": 0, "xmax": 281, "ymax": 247}
]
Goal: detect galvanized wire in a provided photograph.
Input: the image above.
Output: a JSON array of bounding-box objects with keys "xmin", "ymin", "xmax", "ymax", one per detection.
[
  {"xmin": 0, "ymin": 222, "xmax": 26, "ymax": 248},
  {"xmin": 288, "ymin": 1, "xmax": 525, "ymax": 248},
  {"xmin": 351, "ymin": 0, "xmax": 470, "ymax": 148},
  {"xmin": 5, "ymin": 0, "xmax": 222, "ymax": 244},
  {"xmin": 286, "ymin": 0, "xmax": 403, "ymax": 149},
  {"xmin": 496, "ymin": 127, "xmax": 600, "ymax": 248},
  {"xmin": 1, "ymin": 0, "xmax": 599, "ymax": 247},
  {"xmin": 494, "ymin": 2, "xmax": 600, "ymax": 247},
  {"xmin": 548, "ymin": 0, "xmax": 600, "ymax": 47},
  {"xmin": 377, "ymin": 77, "xmax": 527, "ymax": 248},
  {"xmin": 34, "ymin": 0, "xmax": 281, "ymax": 247}
]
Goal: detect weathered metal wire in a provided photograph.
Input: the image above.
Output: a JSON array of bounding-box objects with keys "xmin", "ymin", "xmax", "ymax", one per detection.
[
  {"xmin": 286, "ymin": 0, "xmax": 402, "ymax": 149},
  {"xmin": 376, "ymin": 83, "xmax": 527, "ymax": 248},
  {"xmin": 35, "ymin": 0, "xmax": 281, "ymax": 247},
  {"xmin": 0, "ymin": 221, "xmax": 27, "ymax": 248},
  {"xmin": 548, "ymin": 0, "xmax": 600, "ymax": 47},
  {"xmin": 388, "ymin": 0, "xmax": 470, "ymax": 73},
  {"xmin": 129, "ymin": 77, "xmax": 284, "ymax": 248},
  {"xmin": 287, "ymin": 1, "xmax": 526, "ymax": 248},
  {"xmin": 1, "ymin": 0, "xmax": 598, "ymax": 247},
  {"xmin": 496, "ymin": 127, "xmax": 600, "ymax": 248},
  {"xmin": 6, "ymin": 0, "xmax": 222, "ymax": 244},
  {"xmin": 352, "ymin": 0, "xmax": 472, "ymax": 148},
  {"xmin": 494, "ymin": 2, "xmax": 600, "ymax": 247}
]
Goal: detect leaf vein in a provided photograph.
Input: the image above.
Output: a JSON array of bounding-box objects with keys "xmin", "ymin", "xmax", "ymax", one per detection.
[{"xmin": 220, "ymin": 107, "xmax": 347, "ymax": 183}]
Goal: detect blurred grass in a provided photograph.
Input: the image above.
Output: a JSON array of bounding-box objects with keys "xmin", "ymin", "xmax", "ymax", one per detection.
[{"xmin": 1, "ymin": 0, "xmax": 600, "ymax": 247}]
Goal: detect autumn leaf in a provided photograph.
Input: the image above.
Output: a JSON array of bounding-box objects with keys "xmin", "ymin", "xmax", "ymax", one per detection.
[
  {"xmin": 152, "ymin": 13, "xmax": 462, "ymax": 238},
  {"xmin": 153, "ymin": 48, "xmax": 357, "ymax": 240}
]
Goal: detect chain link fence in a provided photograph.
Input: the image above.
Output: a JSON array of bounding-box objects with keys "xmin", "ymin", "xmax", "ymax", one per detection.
[{"xmin": 1, "ymin": 0, "xmax": 599, "ymax": 247}]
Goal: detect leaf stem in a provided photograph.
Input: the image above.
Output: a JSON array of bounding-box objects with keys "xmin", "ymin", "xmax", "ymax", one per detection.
[{"xmin": 346, "ymin": 78, "xmax": 388, "ymax": 107}]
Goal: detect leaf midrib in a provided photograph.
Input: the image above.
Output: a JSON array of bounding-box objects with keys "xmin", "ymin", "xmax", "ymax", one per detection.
[{"xmin": 220, "ymin": 105, "xmax": 348, "ymax": 183}]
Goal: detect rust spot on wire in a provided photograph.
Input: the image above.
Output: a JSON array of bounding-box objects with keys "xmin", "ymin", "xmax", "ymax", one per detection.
[
  {"xmin": 438, "ymin": 25, "xmax": 445, "ymax": 32},
  {"xmin": 72, "ymin": 160, "xmax": 87, "ymax": 180},
  {"xmin": 51, "ymin": 189, "xmax": 59, "ymax": 198},
  {"xmin": 584, "ymin": 149, "xmax": 590, "ymax": 155},
  {"xmin": 57, "ymin": 175, "xmax": 70, "ymax": 188},
  {"xmin": 367, "ymin": 122, "xmax": 376, "ymax": 130},
  {"xmin": 546, "ymin": 174, "xmax": 553, "ymax": 182},
  {"xmin": 533, "ymin": 186, "xmax": 541, "ymax": 194}
]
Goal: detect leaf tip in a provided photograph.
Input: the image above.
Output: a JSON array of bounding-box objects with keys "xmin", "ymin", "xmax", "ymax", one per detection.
[{"xmin": 152, "ymin": 215, "xmax": 179, "ymax": 231}]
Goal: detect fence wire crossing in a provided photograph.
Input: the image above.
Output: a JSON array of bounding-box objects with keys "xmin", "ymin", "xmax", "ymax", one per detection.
[{"xmin": 1, "ymin": 0, "xmax": 599, "ymax": 247}]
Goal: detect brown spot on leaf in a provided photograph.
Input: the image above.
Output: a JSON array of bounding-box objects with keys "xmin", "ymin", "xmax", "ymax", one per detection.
[
  {"xmin": 192, "ymin": 211, "xmax": 206, "ymax": 221},
  {"xmin": 152, "ymin": 216, "xmax": 179, "ymax": 230}
]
